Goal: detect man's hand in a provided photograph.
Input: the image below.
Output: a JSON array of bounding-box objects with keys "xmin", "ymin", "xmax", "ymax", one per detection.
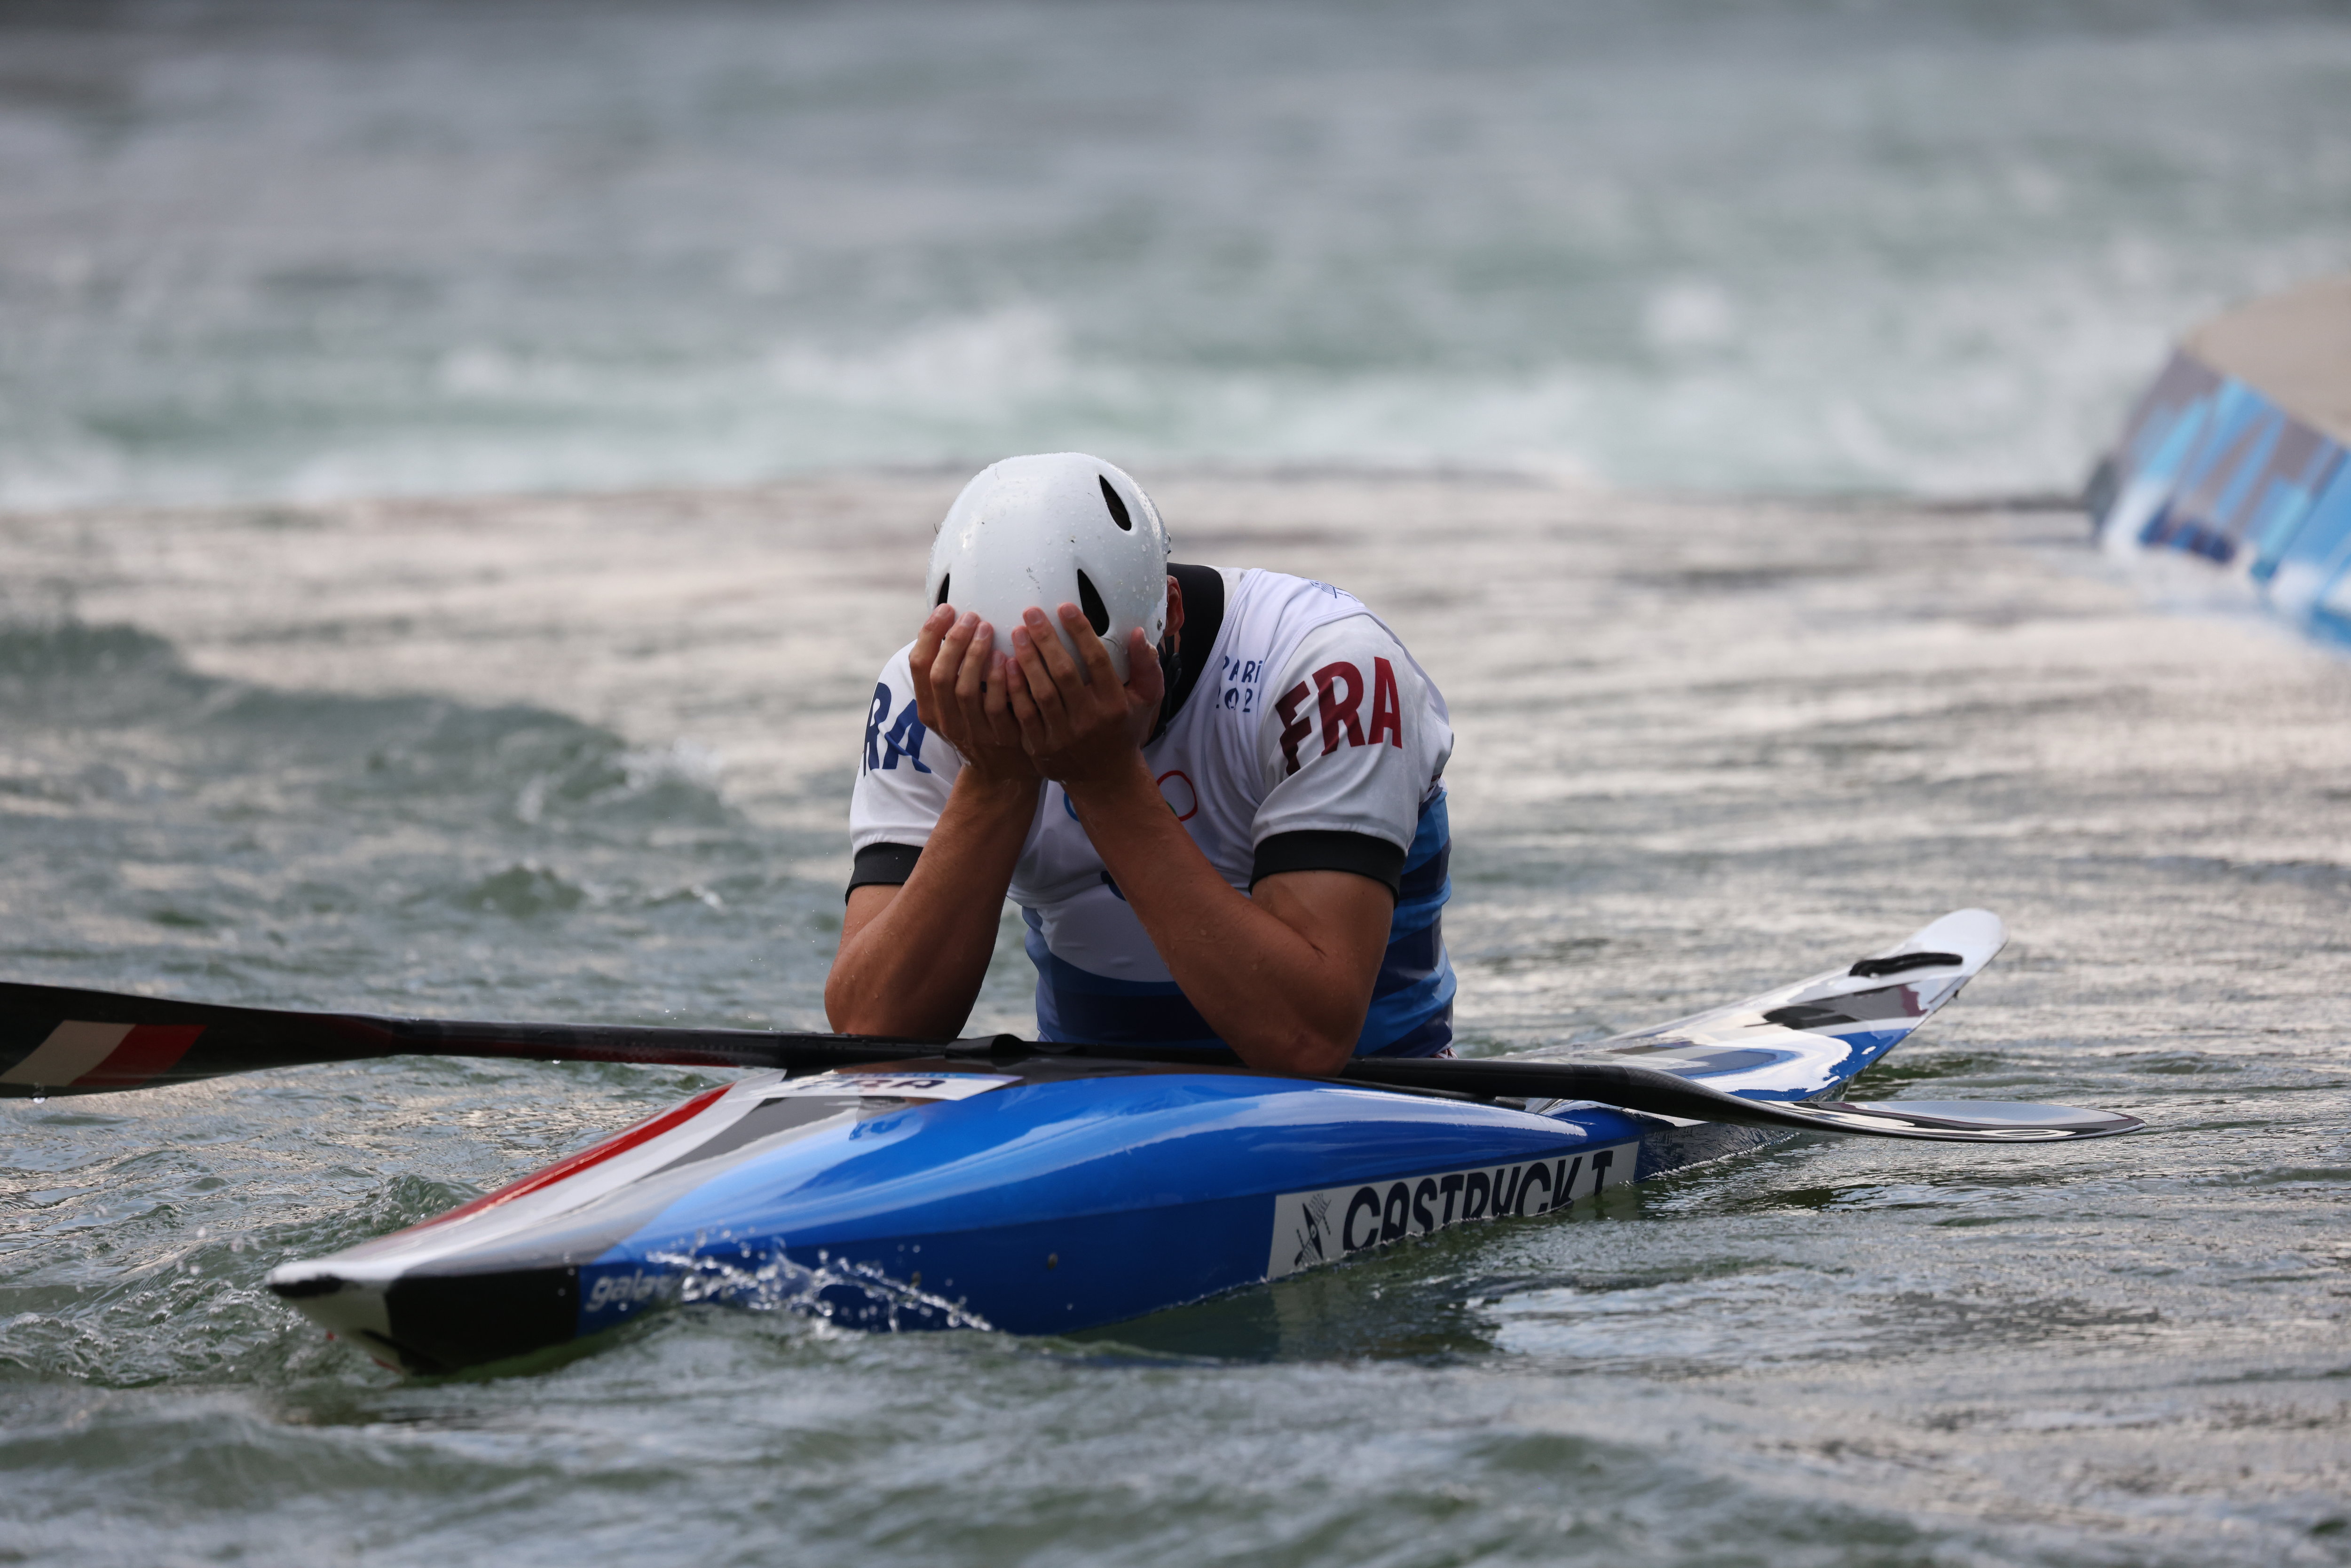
[
  {"xmin": 911, "ymin": 606, "xmax": 1037, "ymax": 789},
  {"xmin": 827, "ymin": 607, "xmax": 1041, "ymax": 1040},
  {"xmin": 1005, "ymin": 605, "xmax": 1162, "ymax": 788}
]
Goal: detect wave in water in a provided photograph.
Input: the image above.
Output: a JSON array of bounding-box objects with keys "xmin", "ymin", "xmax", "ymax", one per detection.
[{"xmin": 1, "ymin": 0, "xmax": 2347, "ymax": 504}]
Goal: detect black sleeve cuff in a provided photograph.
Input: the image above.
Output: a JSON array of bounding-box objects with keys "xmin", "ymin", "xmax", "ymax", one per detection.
[
  {"xmin": 846, "ymin": 842, "xmax": 923, "ymax": 898},
  {"xmin": 1249, "ymin": 831, "xmax": 1404, "ymax": 897}
]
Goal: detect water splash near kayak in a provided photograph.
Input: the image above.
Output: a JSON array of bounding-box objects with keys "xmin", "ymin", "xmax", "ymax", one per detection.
[{"xmin": 655, "ymin": 1242, "xmax": 996, "ymax": 1336}]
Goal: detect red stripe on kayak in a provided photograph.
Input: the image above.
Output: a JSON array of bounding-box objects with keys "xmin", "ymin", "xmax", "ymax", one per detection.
[
  {"xmin": 75, "ymin": 1024, "xmax": 206, "ymax": 1088},
  {"xmin": 392, "ymin": 1085, "xmax": 732, "ymax": 1236}
]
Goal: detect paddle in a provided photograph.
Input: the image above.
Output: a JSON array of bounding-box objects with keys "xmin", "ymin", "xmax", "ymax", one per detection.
[{"xmin": 0, "ymin": 979, "xmax": 2140, "ymax": 1141}]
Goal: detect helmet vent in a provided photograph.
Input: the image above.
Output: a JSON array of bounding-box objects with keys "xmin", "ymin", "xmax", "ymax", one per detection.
[
  {"xmin": 1098, "ymin": 477, "xmax": 1133, "ymax": 531},
  {"xmin": 934, "ymin": 574, "xmax": 951, "ymax": 608},
  {"xmin": 1075, "ymin": 570, "xmax": 1111, "ymax": 637}
]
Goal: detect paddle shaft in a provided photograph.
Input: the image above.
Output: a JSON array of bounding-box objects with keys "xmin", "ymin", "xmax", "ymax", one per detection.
[{"xmin": 0, "ymin": 980, "xmax": 2139, "ymax": 1140}]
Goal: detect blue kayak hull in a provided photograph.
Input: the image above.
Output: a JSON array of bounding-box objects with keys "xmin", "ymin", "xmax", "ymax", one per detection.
[
  {"xmin": 278, "ymin": 1062, "xmax": 1656, "ymax": 1369},
  {"xmin": 579, "ymin": 1073, "xmax": 1651, "ymax": 1339}
]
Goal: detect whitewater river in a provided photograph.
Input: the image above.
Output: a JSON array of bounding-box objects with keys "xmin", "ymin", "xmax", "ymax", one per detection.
[
  {"xmin": 4, "ymin": 475, "xmax": 2348, "ymax": 1564},
  {"xmin": 6, "ymin": 0, "xmax": 2350, "ymax": 505}
]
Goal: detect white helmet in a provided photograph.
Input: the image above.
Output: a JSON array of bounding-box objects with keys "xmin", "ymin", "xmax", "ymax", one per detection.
[{"xmin": 925, "ymin": 453, "xmax": 1172, "ymax": 683}]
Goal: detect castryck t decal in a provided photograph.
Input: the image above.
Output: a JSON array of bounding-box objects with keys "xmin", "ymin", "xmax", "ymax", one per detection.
[{"xmin": 1265, "ymin": 1141, "xmax": 1637, "ymax": 1280}]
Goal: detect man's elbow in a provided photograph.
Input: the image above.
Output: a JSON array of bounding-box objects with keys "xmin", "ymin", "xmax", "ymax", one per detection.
[
  {"xmin": 1296, "ymin": 1035, "xmax": 1357, "ymax": 1075},
  {"xmin": 821, "ymin": 979, "xmax": 859, "ymax": 1035},
  {"xmin": 824, "ymin": 974, "xmax": 889, "ymax": 1037},
  {"xmin": 1244, "ymin": 1022, "xmax": 1358, "ymax": 1076}
]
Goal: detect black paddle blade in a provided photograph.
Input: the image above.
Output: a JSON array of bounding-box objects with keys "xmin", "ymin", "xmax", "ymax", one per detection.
[
  {"xmin": 0, "ymin": 982, "xmax": 943, "ymax": 1097},
  {"xmin": 1337, "ymin": 1057, "xmax": 2143, "ymax": 1142}
]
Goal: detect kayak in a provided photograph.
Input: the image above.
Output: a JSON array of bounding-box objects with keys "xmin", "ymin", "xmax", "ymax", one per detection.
[{"xmin": 265, "ymin": 910, "xmax": 2027, "ymax": 1373}]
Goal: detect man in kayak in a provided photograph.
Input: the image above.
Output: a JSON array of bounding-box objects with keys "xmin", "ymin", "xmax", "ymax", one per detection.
[{"xmin": 825, "ymin": 453, "xmax": 1454, "ymax": 1072}]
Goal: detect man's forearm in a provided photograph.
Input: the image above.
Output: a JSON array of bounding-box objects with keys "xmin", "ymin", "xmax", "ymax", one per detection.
[
  {"xmin": 824, "ymin": 774, "xmax": 1038, "ymax": 1037},
  {"xmin": 1066, "ymin": 759, "xmax": 1379, "ymax": 1072}
]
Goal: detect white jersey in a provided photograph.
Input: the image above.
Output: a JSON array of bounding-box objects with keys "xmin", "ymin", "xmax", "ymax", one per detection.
[{"xmin": 849, "ymin": 566, "xmax": 1457, "ymax": 1055}]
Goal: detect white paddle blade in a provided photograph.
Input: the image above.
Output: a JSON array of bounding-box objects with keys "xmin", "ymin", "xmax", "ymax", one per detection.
[{"xmin": 1797, "ymin": 1099, "xmax": 2143, "ymax": 1142}]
